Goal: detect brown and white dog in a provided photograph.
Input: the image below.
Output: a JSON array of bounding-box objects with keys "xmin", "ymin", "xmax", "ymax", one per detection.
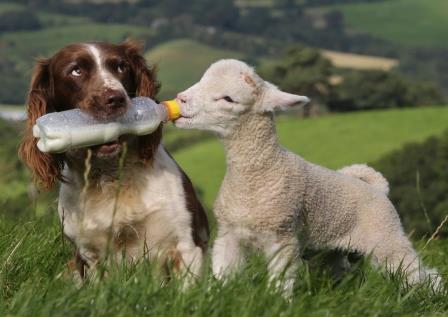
[{"xmin": 18, "ymin": 40, "xmax": 209, "ymax": 282}]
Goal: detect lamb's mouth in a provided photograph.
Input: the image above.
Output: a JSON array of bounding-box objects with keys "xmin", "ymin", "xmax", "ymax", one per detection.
[
  {"xmin": 174, "ymin": 98, "xmax": 195, "ymax": 121},
  {"xmin": 178, "ymin": 114, "xmax": 194, "ymax": 119},
  {"xmin": 173, "ymin": 110, "xmax": 195, "ymax": 123}
]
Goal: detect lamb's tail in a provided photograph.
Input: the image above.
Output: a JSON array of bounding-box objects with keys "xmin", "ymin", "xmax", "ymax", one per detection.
[{"xmin": 338, "ymin": 164, "xmax": 389, "ymax": 195}]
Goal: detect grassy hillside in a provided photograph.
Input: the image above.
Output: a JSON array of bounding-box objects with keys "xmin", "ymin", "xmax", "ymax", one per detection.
[
  {"xmin": 2, "ymin": 105, "xmax": 447, "ymax": 316},
  {"xmin": 0, "ymin": 3, "xmax": 90, "ymax": 26},
  {"xmin": 319, "ymin": 0, "xmax": 448, "ymax": 48},
  {"xmin": 0, "ymin": 24, "xmax": 152, "ymax": 80},
  {"xmin": 146, "ymin": 38, "xmax": 400, "ymax": 100},
  {"xmin": 0, "ymin": 216, "xmax": 447, "ymax": 316},
  {"xmin": 173, "ymin": 106, "xmax": 448, "ymax": 210},
  {"xmin": 0, "ymin": 2, "xmax": 24, "ymax": 13},
  {"xmin": 146, "ymin": 39, "xmax": 245, "ymax": 99}
]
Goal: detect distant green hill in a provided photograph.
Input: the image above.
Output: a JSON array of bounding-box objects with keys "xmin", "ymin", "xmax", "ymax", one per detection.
[
  {"xmin": 172, "ymin": 106, "xmax": 448, "ymax": 210},
  {"xmin": 0, "ymin": 2, "xmax": 24, "ymax": 13},
  {"xmin": 318, "ymin": 0, "xmax": 448, "ymax": 48},
  {"xmin": 146, "ymin": 39, "xmax": 245, "ymax": 99},
  {"xmin": 1, "ymin": 23, "xmax": 151, "ymax": 72}
]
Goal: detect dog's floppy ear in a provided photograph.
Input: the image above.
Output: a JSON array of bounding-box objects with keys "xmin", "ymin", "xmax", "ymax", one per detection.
[
  {"xmin": 258, "ymin": 82, "xmax": 310, "ymax": 113},
  {"xmin": 122, "ymin": 39, "xmax": 160, "ymax": 98},
  {"xmin": 18, "ymin": 59, "xmax": 64, "ymax": 190},
  {"xmin": 122, "ymin": 39, "xmax": 162, "ymax": 164}
]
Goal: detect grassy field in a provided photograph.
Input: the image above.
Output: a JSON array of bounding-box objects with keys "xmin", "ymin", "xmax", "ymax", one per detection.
[
  {"xmin": 1, "ymin": 106, "xmax": 448, "ymax": 315},
  {"xmin": 318, "ymin": 0, "xmax": 448, "ymax": 48},
  {"xmin": 0, "ymin": 212, "xmax": 447, "ymax": 316},
  {"xmin": 146, "ymin": 39, "xmax": 245, "ymax": 99},
  {"xmin": 321, "ymin": 50, "xmax": 398, "ymax": 71},
  {"xmin": 172, "ymin": 106, "xmax": 448, "ymax": 210}
]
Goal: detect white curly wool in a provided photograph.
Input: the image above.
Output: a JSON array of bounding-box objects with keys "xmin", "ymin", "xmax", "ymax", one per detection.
[{"xmin": 175, "ymin": 59, "xmax": 442, "ymax": 294}]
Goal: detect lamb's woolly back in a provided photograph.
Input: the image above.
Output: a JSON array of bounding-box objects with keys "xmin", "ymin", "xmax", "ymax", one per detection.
[{"xmin": 338, "ymin": 164, "xmax": 390, "ymax": 195}]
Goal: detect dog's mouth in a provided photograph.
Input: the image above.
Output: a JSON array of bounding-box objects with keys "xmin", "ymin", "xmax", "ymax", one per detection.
[{"xmin": 91, "ymin": 138, "xmax": 124, "ymax": 158}]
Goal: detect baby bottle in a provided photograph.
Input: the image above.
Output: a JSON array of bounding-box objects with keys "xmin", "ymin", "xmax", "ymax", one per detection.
[{"xmin": 33, "ymin": 97, "xmax": 181, "ymax": 153}]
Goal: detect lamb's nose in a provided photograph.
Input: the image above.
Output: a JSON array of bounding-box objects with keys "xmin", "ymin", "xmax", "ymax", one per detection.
[
  {"xmin": 104, "ymin": 90, "xmax": 126, "ymax": 109},
  {"xmin": 177, "ymin": 93, "xmax": 187, "ymax": 103}
]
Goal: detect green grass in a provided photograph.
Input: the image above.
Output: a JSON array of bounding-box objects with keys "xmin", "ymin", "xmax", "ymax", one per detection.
[
  {"xmin": 173, "ymin": 106, "xmax": 448, "ymax": 209},
  {"xmin": 318, "ymin": 0, "xmax": 448, "ymax": 48},
  {"xmin": 0, "ymin": 217, "xmax": 447, "ymax": 316},
  {"xmin": 146, "ymin": 39, "xmax": 245, "ymax": 99},
  {"xmin": 1, "ymin": 105, "xmax": 448, "ymax": 315}
]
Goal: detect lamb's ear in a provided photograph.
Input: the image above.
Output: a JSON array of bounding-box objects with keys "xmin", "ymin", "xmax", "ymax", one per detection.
[{"xmin": 258, "ymin": 84, "xmax": 310, "ymax": 113}]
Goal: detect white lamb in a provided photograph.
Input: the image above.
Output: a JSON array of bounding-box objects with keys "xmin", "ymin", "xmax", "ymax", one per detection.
[{"xmin": 174, "ymin": 59, "xmax": 442, "ymax": 294}]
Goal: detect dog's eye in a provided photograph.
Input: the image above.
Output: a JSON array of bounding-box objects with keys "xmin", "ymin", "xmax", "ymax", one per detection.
[
  {"xmin": 222, "ymin": 96, "xmax": 235, "ymax": 103},
  {"xmin": 71, "ymin": 66, "xmax": 82, "ymax": 77},
  {"xmin": 117, "ymin": 61, "xmax": 126, "ymax": 74}
]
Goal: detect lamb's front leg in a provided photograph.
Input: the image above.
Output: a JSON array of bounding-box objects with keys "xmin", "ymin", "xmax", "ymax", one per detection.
[
  {"xmin": 263, "ymin": 236, "xmax": 300, "ymax": 297},
  {"xmin": 212, "ymin": 225, "xmax": 246, "ymax": 280}
]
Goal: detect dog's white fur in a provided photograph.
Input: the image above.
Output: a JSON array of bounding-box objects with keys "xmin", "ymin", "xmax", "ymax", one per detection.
[
  {"xmin": 86, "ymin": 44, "xmax": 128, "ymax": 92},
  {"xmin": 175, "ymin": 59, "xmax": 442, "ymax": 294},
  {"xmin": 60, "ymin": 146, "xmax": 204, "ymax": 281}
]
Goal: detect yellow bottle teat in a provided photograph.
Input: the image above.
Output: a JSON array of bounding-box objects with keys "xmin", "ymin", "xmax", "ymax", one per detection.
[{"xmin": 162, "ymin": 100, "xmax": 181, "ymax": 121}]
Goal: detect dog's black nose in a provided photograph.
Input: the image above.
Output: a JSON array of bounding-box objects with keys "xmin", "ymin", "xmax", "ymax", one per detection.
[{"xmin": 103, "ymin": 90, "xmax": 126, "ymax": 110}]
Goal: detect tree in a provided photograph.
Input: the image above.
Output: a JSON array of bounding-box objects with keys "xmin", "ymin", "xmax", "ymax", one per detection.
[
  {"xmin": 328, "ymin": 70, "xmax": 445, "ymax": 112},
  {"xmin": 260, "ymin": 46, "xmax": 333, "ymax": 115},
  {"xmin": 324, "ymin": 10, "xmax": 344, "ymax": 31},
  {"xmin": 373, "ymin": 131, "xmax": 448, "ymax": 238},
  {"xmin": 237, "ymin": 7, "xmax": 273, "ymax": 34},
  {"xmin": 0, "ymin": 57, "xmax": 28, "ymax": 104},
  {"xmin": 0, "ymin": 9, "xmax": 41, "ymax": 32},
  {"xmin": 191, "ymin": 0, "xmax": 240, "ymax": 30}
]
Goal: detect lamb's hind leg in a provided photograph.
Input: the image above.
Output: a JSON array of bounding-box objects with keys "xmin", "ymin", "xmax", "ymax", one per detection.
[
  {"xmin": 368, "ymin": 234, "xmax": 441, "ymax": 289},
  {"xmin": 336, "ymin": 205, "xmax": 442, "ymax": 290}
]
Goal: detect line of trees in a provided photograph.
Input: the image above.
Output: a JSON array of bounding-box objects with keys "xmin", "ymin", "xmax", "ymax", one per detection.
[
  {"xmin": 260, "ymin": 46, "xmax": 444, "ymax": 113},
  {"xmin": 0, "ymin": 9, "xmax": 41, "ymax": 32}
]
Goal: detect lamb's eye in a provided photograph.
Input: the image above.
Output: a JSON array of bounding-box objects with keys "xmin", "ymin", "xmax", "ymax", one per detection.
[
  {"xmin": 71, "ymin": 66, "xmax": 82, "ymax": 77},
  {"xmin": 117, "ymin": 61, "xmax": 126, "ymax": 73},
  {"xmin": 223, "ymin": 96, "xmax": 234, "ymax": 103}
]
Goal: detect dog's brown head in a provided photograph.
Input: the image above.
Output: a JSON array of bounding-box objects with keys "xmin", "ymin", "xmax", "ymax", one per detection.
[{"xmin": 18, "ymin": 40, "xmax": 161, "ymax": 190}]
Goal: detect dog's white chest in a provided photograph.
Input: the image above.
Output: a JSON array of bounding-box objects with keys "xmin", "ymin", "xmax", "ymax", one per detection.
[{"xmin": 58, "ymin": 148, "xmax": 190, "ymax": 260}]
